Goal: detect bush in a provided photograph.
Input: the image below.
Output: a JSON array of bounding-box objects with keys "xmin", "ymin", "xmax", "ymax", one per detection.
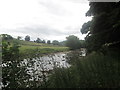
[
  {"xmin": 66, "ymin": 35, "xmax": 81, "ymax": 50},
  {"xmin": 47, "ymin": 51, "xmax": 120, "ymax": 88},
  {"xmin": 2, "ymin": 42, "xmax": 31, "ymax": 88}
]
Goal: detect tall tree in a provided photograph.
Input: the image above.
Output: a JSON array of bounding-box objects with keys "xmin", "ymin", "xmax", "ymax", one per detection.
[
  {"xmin": 25, "ymin": 35, "xmax": 30, "ymax": 41},
  {"xmin": 42, "ymin": 40, "xmax": 46, "ymax": 43},
  {"xmin": 52, "ymin": 40, "xmax": 59, "ymax": 45},
  {"xmin": 36, "ymin": 38, "xmax": 42, "ymax": 43},
  {"xmin": 47, "ymin": 40, "xmax": 51, "ymax": 44},
  {"xmin": 17, "ymin": 36, "xmax": 22, "ymax": 40},
  {"xmin": 66, "ymin": 35, "xmax": 81, "ymax": 50},
  {"xmin": 81, "ymin": 2, "xmax": 120, "ymax": 53}
]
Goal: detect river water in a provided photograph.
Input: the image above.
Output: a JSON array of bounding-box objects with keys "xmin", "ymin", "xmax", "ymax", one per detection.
[
  {"xmin": 22, "ymin": 49, "xmax": 86, "ymax": 81},
  {"xmin": 2, "ymin": 49, "xmax": 86, "ymax": 88},
  {"xmin": 22, "ymin": 52, "xmax": 71, "ymax": 81}
]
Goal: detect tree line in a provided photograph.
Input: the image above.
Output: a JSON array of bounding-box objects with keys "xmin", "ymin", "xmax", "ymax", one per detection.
[{"xmin": 0, "ymin": 34, "xmax": 85, "ymax": 49}]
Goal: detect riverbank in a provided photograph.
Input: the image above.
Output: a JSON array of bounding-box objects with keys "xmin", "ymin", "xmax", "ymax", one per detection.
[
  {"xmin": 46, "ymin": 49, "xmax": 120, "ymax": 88},
  {"xmin": 3, "ymin": 39, "xmax": 69, "ymax": 59},
  {"xmin": 2, "ymin": 38, "xmax": 120, "ymax": 88}
]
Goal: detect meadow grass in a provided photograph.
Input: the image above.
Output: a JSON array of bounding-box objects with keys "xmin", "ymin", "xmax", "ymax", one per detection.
[
  {"xmin": 5, "ymin": 39, "xmax": 69, "ymax": 58},
  {"xmin": 47, "ymin": 50, "xmax": 120, "ymax": 88},
  {"xmin": 19, "ymin": 45, "xmax": 69, "ymax": 58}
]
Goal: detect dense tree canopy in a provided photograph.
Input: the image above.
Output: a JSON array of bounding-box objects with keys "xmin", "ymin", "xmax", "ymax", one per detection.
[
  {"xmin": 66, "ymin": 35, "xmax": 81, "ymax": 50},
  {"xmin": 47, "ymin": 40, "xmax": 51, "ymax": 44},
  {"xmin": 81, "ymin": 2, "xmax": 120, "ymax": 53},
  {"xmin": 42, "ymin": 40, "xmax": 46, "ymax": 43},
  {"xmin": 25, "ymin": 35, "xmax": 30, "ymax": 41},
  {"xmin": 81, "ymin": 21, "xmax": 91, "ymax": 34},
  {"xmin": 36, "ymin": 38, "xmax": 42, "ymax": 43},
  {"xmin": 17, "ymin": 36, "xmax": 22, "ymax": 40},
  {"xmin": 52, "ymin": 40, "xmax": 60, "ymax": 45}
]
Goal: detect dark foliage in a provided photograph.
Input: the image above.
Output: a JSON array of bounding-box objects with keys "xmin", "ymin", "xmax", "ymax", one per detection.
[
  {"xmin": 81, "ymin": 2, "xmax": 120, "ymax": 53},
  {"xmin": 25, "ymin": 35, "xmax": 30, "ymax": 41},
  {"xmin": 65, "ymin": 35, "xmax": 83, "ymax": 50},
  {"xmin": 2, "ymin": 42, "xmax": 31, "ymax": 88}
]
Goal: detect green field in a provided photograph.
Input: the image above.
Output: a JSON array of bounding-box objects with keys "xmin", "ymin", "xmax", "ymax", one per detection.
[
  {"xmin": 19, "ymin": 45, "xmax": 69, "ymax": 55},
  {"xmin": 5, "ymin": 39, "xmax": 69, "ymax": 58}
]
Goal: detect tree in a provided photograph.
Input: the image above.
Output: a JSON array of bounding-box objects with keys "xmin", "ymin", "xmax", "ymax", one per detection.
[
  {"xmin": 17, "ymin": 36, "xmax": 22, "ymax": 40},
  {"xmin": 25, "ymin": 35, "xmax": 30, "ymax": 41},
  {"xmin": 81, "ymin": 21, "xmax": 91, "ymax": 34},
  {"xmin": 81, "ymin": 2, "xmax": 120, "ymax": 53},
  {"xmin": 79, "ymin": 40, "xmax": 85, "ymax": 48},
  {"xmin": 47, "ymin": 40, "xmax": 51, "ymax": 44},
  {"xmin": 52, "ymin": 40, "xmax": 59, "ymax": 45},
  {"xmin": 36, "ymin": 38, "xmax": 42, "ymax": 43},
  {"xmin": 66, "ymin": 35, "xmax": 81, "ymax": 50},
  {"xmin": 59, "ymin": 41, "xmax": 66, "ymax": 46},
  {"xmin": 42, "ymin": 40, "xmax": 46, "ymax": 43}
]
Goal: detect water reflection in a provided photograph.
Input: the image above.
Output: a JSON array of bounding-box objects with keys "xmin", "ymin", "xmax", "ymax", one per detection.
[
  {"xmin": 22, "ymin": 52, "xmax": 71, "ymax": 81},
  {"xmin": 22, "ymin": 49, "xmax": 86, "ymax": 82}
]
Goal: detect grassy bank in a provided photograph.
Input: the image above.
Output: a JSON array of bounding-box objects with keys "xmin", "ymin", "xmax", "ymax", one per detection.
[
  {"xmin": 5, "ymin": 39, "xmax": 69, "ymax": 58},
  {"xmin": 19, "ymin": 45, "xmax": 69, "ymax": 58},
  {"xmin": 47, "ymin": 50, "xmax": 120, "ymax": 88}
]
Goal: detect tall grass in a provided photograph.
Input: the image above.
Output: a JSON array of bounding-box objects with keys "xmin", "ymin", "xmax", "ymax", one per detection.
[
  {"xmin": 47, "ymin": 51, "xmax": 120, "ymax": 88},
  {"xmin": 19, "ymin": 46, "xmax": 69, "ymax": 59}
]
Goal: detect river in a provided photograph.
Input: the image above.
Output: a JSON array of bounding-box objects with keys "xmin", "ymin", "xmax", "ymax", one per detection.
[{"xmin": 22, "ymin": 49, "xmax": 86, "ymax": 82}]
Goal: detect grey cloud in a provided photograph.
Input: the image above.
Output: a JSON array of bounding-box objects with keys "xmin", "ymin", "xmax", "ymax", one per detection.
[
  {"xmin": 0, "ymin": 24, "xmax": 79, "ymax": 37},
  {"xmin": 14, "ymin": 25, "xmax": 65, "ymax": 36},
  {"xmin": 39, "ymin": 0, "xmax": 68, "ymax": 16},
  {"xmin": 65, "ymin": 0, "xmax": 88, "ymax": 3},
  {"xmin": 64, "ymin": 26, "xmax": 81, "ymax": 34}
]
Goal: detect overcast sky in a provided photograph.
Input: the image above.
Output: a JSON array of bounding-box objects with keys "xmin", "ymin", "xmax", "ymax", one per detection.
[{"xmin": 0, "ymin": 0, "xmax": 91, "ymax": 41}]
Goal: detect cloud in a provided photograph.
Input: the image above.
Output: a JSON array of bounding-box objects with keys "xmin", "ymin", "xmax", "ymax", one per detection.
[
  {"xmin": 64, "ymin": 0, "xmax": 88, "ymax": 3},
  {"xmin": 19, "ymin": 25, "xmax": 64, "ymax": 36},
  {"xmin": 0, "ymin": 0, "xmax": 91, "ymax": 41},
  {"xmin": 39, "ymin": 0, "xmax": 68, "ymax": 16}
]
